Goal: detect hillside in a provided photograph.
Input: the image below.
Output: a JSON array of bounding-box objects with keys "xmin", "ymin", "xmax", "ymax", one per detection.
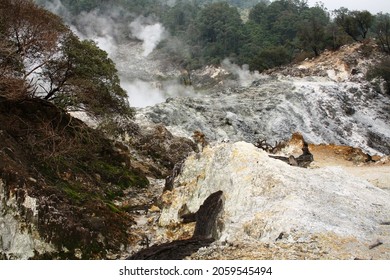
[
  {"xmin": 2, "ymin": 37, "xmax": 390, "ymax": 259},
  {"xmin": 0, "ymin": 97, "xmax": 196, "ymax": 259}
]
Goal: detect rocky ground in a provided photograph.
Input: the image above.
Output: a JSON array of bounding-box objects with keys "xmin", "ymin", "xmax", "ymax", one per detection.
[
  {"xmin": 129, "ymin": 138, "xmax": 390, "ymax": 260},
  {"xmin": 0, "ymin": 98, "xmax": 195, "ymax": 259},
  {"xmin": 124, "ymin": 42, "xmax": 390, "ymax": 260},
  {"xmin": 136, "ymin": 42, "xmax": 390, "ymax": 156},
  {"xmin": 309, "ymin": 146, "xmax": 390, "ymax": 193}
]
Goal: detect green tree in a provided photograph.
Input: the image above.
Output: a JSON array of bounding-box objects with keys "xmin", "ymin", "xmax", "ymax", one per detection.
[
  {"xmin": 367, "ymin": 58, "xmax": 390, "ymax": 94},
  {"xmin": 239, "ymin": 21, "xmax": 268, "ymax": 67},
  {"xmin": 335, "ymin": 8, "xmax": 374, "ymax": 42},
  {"xmin": 43, "ymin": 35, "xmax": 131, "ymax": 117},
  {"xmin": 297, "ymin": 5, "xmax": 331, "ymax": 56},
  {"xmin": 1, "ymin": 0, "xmax": 132, "ymax": 119},
  {"xmin": 250, "ymin": 46, "xmax": 291, "ymax": 71},
  {"xmin": 373, "ymin": 13, "xmax": 390, "ymax": 53},
  {"xmin": 193, "ymin": 2, "xmax": 244, "ymax": 64},
  {"xmin": 249, "ymin": 0, "xmax": 308, "ymax": 45},
  {"xmin": 244, "ymin": 0, "xmax": 309, "ymax": 70},
  {"xmin": 353, "ymin": 10, "xmax": 374, "ymax": 39},
  {"xmin": 162, "ymin": 0, "xmax": 199, "ymax": 37},
  {"xmin": 248, "ymin": 0, "xmax": 270, "ymax": 25}
]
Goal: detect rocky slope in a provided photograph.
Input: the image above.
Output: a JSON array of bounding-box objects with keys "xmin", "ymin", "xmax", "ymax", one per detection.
[
  {"xmin": 154, "ymin": 141, "xmax": 390, "ymax": 260},
  {"xmin": 123, "ymin": 42, "xmax": 390, "ymax": 260},
  {"xmin": 136, "ymin": 43, "xmax": 390, "ymax": 156},
  {"xmin": 0, "ymin": 97, "xmax": 196, "ymax": 259}
]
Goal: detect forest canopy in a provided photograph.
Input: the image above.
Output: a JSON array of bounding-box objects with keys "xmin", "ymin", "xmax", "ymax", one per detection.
[{"xmin": 35, "ymin": 0, "xmax": 390, "ymax": 72}]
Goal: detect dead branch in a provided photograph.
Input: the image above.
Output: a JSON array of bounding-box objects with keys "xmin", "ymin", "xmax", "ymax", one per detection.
[{"xmin": 255, "ymin": 139, "xmax": 286, "ymax": 154}]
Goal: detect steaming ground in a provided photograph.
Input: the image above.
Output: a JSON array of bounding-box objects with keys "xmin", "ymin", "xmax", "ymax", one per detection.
[
  {"xmin": 129, "ymin": 16, "xmax": 167, "ymax": 57},
  {"xmin": 112, "ymin": 40, "xmax": 197, "ymax": 108},
  {"xmin": 41, "ymin": 0, "xmax": 183, "ymax": 108},
  {"xmin": 136, "ymin": 44, "xmax": 390, "ymax": 156},
  {"xmin": 81, "ymin": 15, "xmax": 181, "ymax": 108}
]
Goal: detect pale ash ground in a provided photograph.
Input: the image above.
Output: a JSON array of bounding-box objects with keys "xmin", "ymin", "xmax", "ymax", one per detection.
[{"xmin": 156, "ymin": 142, "xmax": 390, "ymax": 260}]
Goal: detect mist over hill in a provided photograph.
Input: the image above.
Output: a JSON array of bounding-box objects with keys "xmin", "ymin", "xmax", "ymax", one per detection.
[{"xmin": 35, "ymin": 0, "xmax": 390, "ymax": 109}]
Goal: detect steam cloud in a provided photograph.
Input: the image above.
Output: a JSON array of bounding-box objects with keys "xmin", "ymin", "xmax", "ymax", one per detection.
[
  {"xmin": 41, "ymin": 1, "xmax": 179, "ymax": 108},
  {"xmin": 41, "ymin": 0, "xmax": 123, "ymax": 56},
  {"xmin": 222, "ymin": 59, "xmax": 262, "ymax": 87},
  {"xmin": 73, "ymin": 10, "xmax": 119, "ymax": 55},
  {"xmin": 39, "ymin": 1, "xmax": 257, "ymax": 110},
  {"xmin": 122, "ymin": 79, "xmax": 195, "ymax": 108},
  {"xmin": 129, "ymin": 16, "xmax": 167, "ymax": 57},
  {"xmin": 40, "ymin": 0, "xmax": 71, "ymax": 19}
]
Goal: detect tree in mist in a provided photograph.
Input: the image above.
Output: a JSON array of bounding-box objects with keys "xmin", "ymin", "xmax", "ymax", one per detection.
[
  {"xmin": 43, "ymin": 35, "xmax": 131, "ymax": 117},
  {"xmin": 0, "ymin": 0, "xmax": 132, "ymax": 119},
  {"xmin": 0, "ymin": 0, "xmax": 66, "ymax": 98}
]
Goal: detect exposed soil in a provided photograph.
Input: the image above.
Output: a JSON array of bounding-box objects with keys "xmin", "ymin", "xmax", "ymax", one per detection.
[
  {"xmin": 310, "ymin": 144, "xmax": 390, "ymax": 192},
  {"xmin": 280, "ymin": 132, "xmax": 390, "ymax": 192}
]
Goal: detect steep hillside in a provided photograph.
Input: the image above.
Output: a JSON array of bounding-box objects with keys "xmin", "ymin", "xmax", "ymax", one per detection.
[{"xmin": 0, "ymin": 97, "xmax": 196, "ymax": 259}]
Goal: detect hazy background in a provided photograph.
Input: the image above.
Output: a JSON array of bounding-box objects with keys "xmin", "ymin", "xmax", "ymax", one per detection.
[{"xmin": 306, "ymin": 0, "xmax": 390, "ymax": 14}]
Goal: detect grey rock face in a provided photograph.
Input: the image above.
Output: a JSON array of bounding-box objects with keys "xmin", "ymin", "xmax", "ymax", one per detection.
[
  {"xmin": 0, "ymin": 180, "xmax": 55, "ymax": 259},
  {"xmin": 137, "ymin": 75, "xmax": 390, "ymax": 155}
]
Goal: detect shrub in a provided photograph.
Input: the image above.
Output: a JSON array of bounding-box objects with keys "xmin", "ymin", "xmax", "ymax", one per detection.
[{"xmin": 367, "ymin": 58, "xmax": 390, "ymax": 94}]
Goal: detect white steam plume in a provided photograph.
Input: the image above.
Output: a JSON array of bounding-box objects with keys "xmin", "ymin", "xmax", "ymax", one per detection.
[
  {"xmin": 40, "ymin": 1, "xmax": 117, "ymax": 55},
  {"xmin": 71, "ymin": 9, "xmax": 125, "ymax": 56},
  {"xmin": 39, "ymin": 1, "xmax": 191, "ymax": 108},
  {"xmin": 222, "ymin": 59, "xmax": 262, "ymax": 87},
  {"xmin": 129, "ymin": 16, "xmax": 167, "ymax": 57},
  {"xmin": 39, "ymin": 0, "xmax": 71, "ymax": 19},
  {"xmin": 122, "ymin": 79, "xmax": 195, "ymax": 108}
]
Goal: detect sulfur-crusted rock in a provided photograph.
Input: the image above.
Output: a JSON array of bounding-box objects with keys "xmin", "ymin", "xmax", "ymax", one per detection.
[{"xmin": 159, "ymin": 142, "xmax": 390, "ymax": 259}]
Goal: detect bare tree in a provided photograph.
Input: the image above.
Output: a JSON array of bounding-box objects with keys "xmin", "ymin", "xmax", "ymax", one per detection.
[{"xmin": 0, "ymin": 0, "xmax": 66, "ymax": 99}]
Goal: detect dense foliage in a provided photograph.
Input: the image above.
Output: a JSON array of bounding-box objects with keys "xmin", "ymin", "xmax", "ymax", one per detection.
[
  {"xmin": 1, "ymin": 0, "xmax": 132, "ymax": 119},
  {"xmin": 35, "ymin": 0, "xmax": 390, "ymax": 73},
  {"xmin": 166, "ymin": 1, "xmax": 390, "ymax": 71}
]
